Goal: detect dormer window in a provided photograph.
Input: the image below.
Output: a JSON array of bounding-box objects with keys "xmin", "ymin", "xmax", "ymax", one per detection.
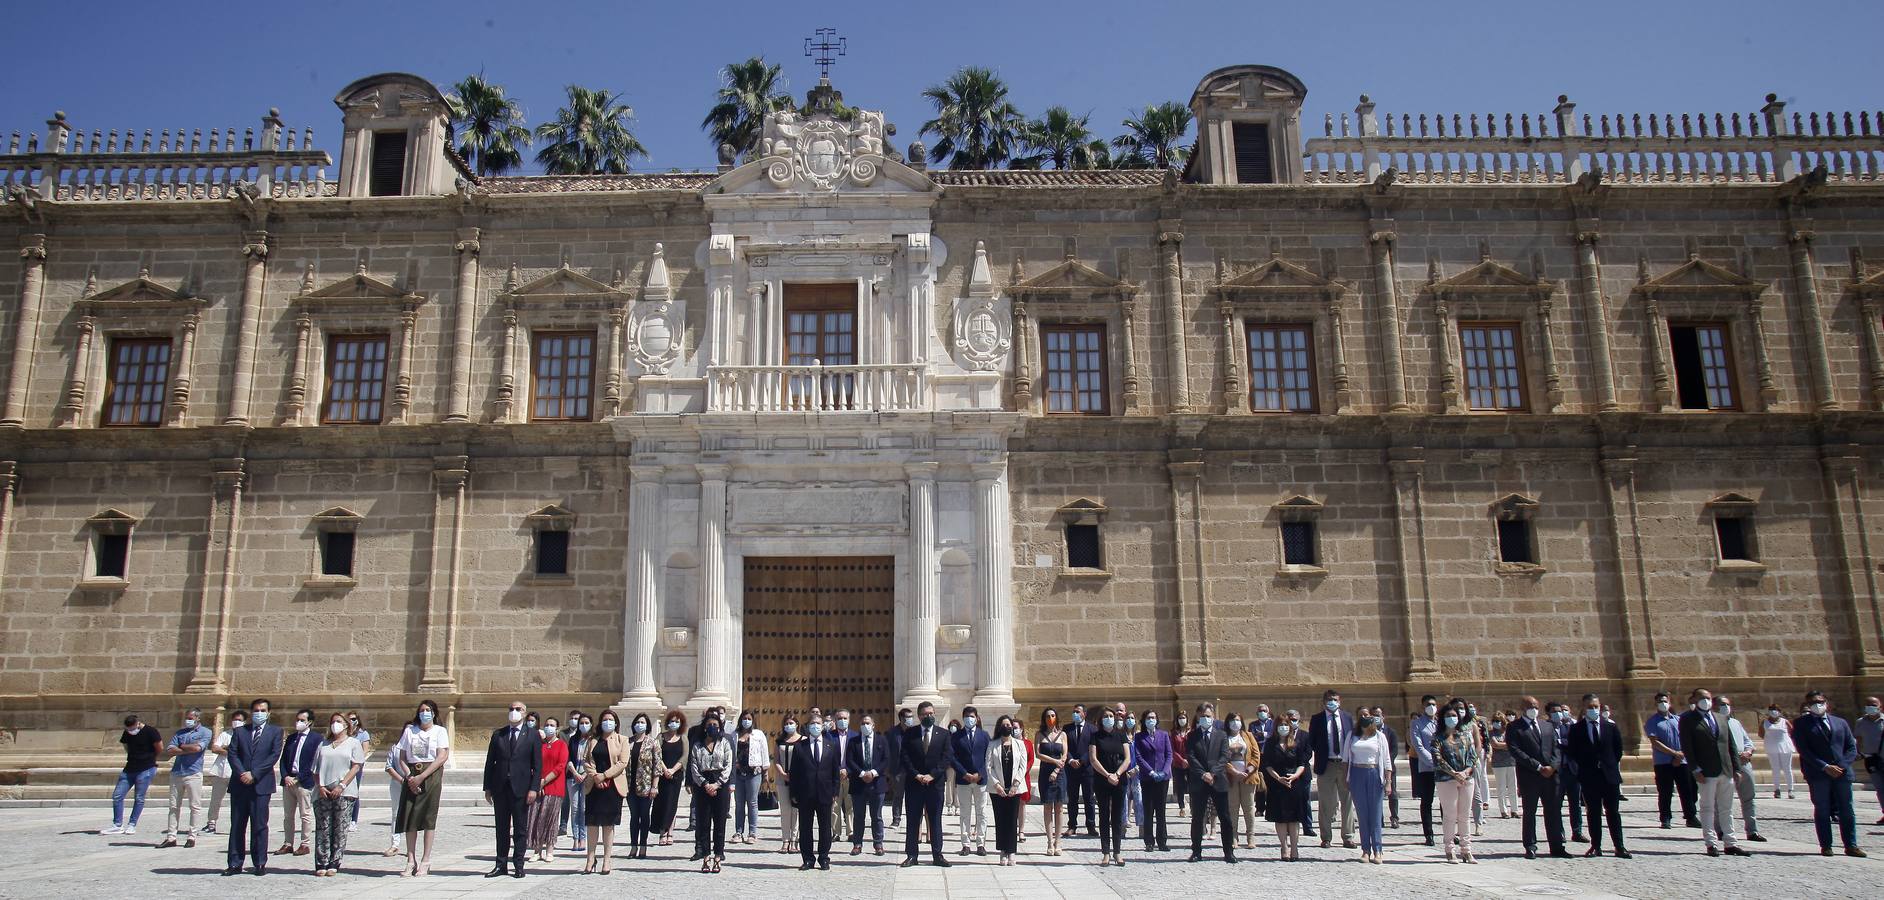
[
  {"xmin": 1231, "ymin": 122, "xmax": 1274, "ymax": 184},
  {"xmin": 368, "ymin": 130, "xmax": 408, "ymax": 196}
]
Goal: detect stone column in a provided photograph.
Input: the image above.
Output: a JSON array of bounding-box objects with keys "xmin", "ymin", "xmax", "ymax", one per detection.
[
  {"xmin": 1158, "ymin": 226, "xmax": 1191, "ymax": 412},
  {"xmin": 164, "ymin": 311, "xmax": 199, "ymax": 427},
  {"xmin": 901, "ymin": 462, "xmax": 944, "ymax": 708},
  {"xmin": 620, "ymin": 464, "xmax": 664, "ymax": 704},
  {"xmin": 1788, "ymin": 230, "xmax": 1840, "ymax": 411},
  {"xmin": 1120, "ymin": 294, "xmax": 1142, "ymax": 412},
  {"xmin": 185, "ymin": 458, "xmax": 246, "ymax": 694},
  {"xmin": 1746, "ymin": 295, "xmax": 1780, "ymax": 411},
  {"xmin": 445, "ymin": 228, "xmax": 480, "ymax": 423},
  {"xmin": 0, "ymin": 461, "xmax": 17, "ymax": 586},
  {"xmin": 1600, "ymin": 450, "xmax": 1662, "ymax": 678},
  {"xmin": 391, "ymin": 301, "xmax": 421, "ymax": 424},
  {"xmin": 1644, "ymin": 297, "xmax": 1676, "ymax": 411},
  {"xmin": 1863, "ymin": 298, "xmax": 1884, "ymax": 411},
  {"xmin": 283, "ymin": 311, "xmax": 312, "ymax": 424},
  {"xmin": 1821, "ymin": 447, "xmax": 1884, "ymax": 676},
  {"xmin": 56, "ymin": 313, "xmax": 96, "ymax": 427},
  {"xmin": 1433, "ymin": 301, "xmax": 1461, "ymax": 413},
  {"xmin": 1370, "ymin": 229, "xmax": 1411, "ymax": 412},
  {"xmin": 224, "ymin": 232, "xmax": 268, "ymax": 426},
  {"xmin": 1574, "ymin": 230, "xmax": 1621, "ymax": 411},
  {"xmin": 1536, "ymin": 296, "xmax": 1565, "ymax": 412},
  {"xmin": 1011, "ymin": 298, "xmax": 1034, "ymax": 409},
  {"xmin": 1390, "ymin": 450, "xmax": 1441, "ymax": 679},
  {"xmin": 1169, "ymin": 453, "xmax": 1213, "ymax": 684},
  {"xmin": 493, "ymin": 303, "xmax": 518, "ymax": 423},
  {"xmin": 970, "ymin": 462, "xmax": 1017, "ymax": 706},
  {"xmin": 1, "ymin": 234, "xmax": 48, "ymax": 427},
  {"xmin": 691, "ymin": 464, "xmax": 734, "ymax": 707},
  {"xmin": 1327, "ymin": 296, "xmax": 1353, "ymax": 412},
  {"xmin": 602, "ymin": 306, "xmax": 625, "ymax": 417},
  {"xmin": 418, "ymin": 455, "xmax": 470, "ymax": 692},
  {"xmin": 1218, "ymin": 298, "xmax": 1243, "ymax": 414}
]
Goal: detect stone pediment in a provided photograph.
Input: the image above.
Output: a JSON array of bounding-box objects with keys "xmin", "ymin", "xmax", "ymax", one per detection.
[
  {"xmin": 1490, "ymin": 493, "xmax": 1540, "ymax": 520},
  {"xmin": 1704, "ymin": 491, "xmax": 1758, "ymax": 513},
  {"xmin": 503, "ymin": 264, "xmax": 627, "ymax": 299},
  {"xmin": 293, "ymin": 266, "xmax": 423, "ymax": 308},
  {"xmin": 1014, "ymin": 256, "xmax": 1137, "ymax": 297},
  {"xmin": 709, "ymin": 93, "xmax": 935, "ymax": 196},
  {"xmin": 1848, "ymin": 265, "xmax": 1884, "ymax": 298},
  {"xmin": 1433, "ymin": 258, "xmax": 1550, "ymax": 295},
  {"xmin": 1636, "ymin": 253, "xmax": 1761, "ymax": 297},
  {"xmin": 80, "ymin": 270, "xmax": 206, "ymax": 313},
  {"xmin": 1218, "ymin": 254, "xmax": 1341, "ymax": 297}
]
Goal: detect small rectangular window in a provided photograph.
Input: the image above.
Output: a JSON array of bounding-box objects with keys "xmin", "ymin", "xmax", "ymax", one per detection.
[
  {"xmin": 1460, "ymin": 322, "xmax": 1527, "ymax": 411},
  {"xmin": 94, "ymin": 533, "xmax": 129, "ymax": 579},
  {"xmin": 1715, "ymin": 517, "xmax": 1753, "ymax": 562},
  {"xmin": 1670, "ymin": 323, "xmax": 1737, "ymax": 410},
  {"xmin": 1232, "ymin": 122, "xmax": 1274, "ymax": 184},
  {"xmin": 532, "ymin": 332, "xmax": 595, "ymax": 421},
  {"xmin": 1497, "ymin": 519, "xmax": 1536, "ymax": 564},
  {"xmin": 102, "ymin": 338, "xmax": 171, "ymax": 427},
  {"xmin": 536, "ymin": 530, "xmax": 570, "ymax": 576},
  {"xmin": 319, "ymin": 531, "xmax": 356, "ymax": 577},
  {"xmin": 1065, "ymin": 523, "xmax": 1102, "ymax": 569},
  {"xmin": 1042, "ymin": 324, "xmax": 1109, "ymax": 415},
  {"xmin": 1280, "ymin": 520, "xmax": 1318, "ymax": 566},
  {"xmin": 1247, "ymin": 324, "xmax": 1316, "ymax": 412},
  {"xmin": 369, "ymin": 130, "xmax": 408, "ymax": 197}
]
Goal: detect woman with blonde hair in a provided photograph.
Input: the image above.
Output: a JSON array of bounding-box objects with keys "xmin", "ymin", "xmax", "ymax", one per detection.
[
  {"xmin": 1225, "ymin": 711, "xmax": 1262, "ymax": 851},
  {"xmin": 311, "ymin": 711, "xmax": 365, "ymax": 876},
  {"xmin": 582, "ymin": 709, "xmax": 628, "ymax": 874}
]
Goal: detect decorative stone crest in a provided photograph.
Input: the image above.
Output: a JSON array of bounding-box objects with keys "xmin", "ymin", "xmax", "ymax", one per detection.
[
  {"xmin": 761, "ymin": 104, "xmax": 884, "ymax": 191},
  {"xmin": 953, "ymin": 241, "xmax": 1010, "ymax": 372},
  {"xmin": 626, "ymin": 243, "xmax": 682, "ymax": 374}
]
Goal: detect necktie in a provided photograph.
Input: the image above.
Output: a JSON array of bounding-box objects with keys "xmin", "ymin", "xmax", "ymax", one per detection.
[
  {"xmin": 923, "ymin": 727, "xmax": 931, "ymax": 756},
  {"xmin": 1707, "ymin": 713, "xmax": 1717, "ymax": 737}
]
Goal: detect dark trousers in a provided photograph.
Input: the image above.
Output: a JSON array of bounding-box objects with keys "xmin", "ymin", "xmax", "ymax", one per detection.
[
  {"xmin": 903, "ymin": 782, "xmax": 945, "ymax": 859},
  {"xmin": 559, "ymin": 782, "xmax": 572, "ymax": 833},
  {"xmin": 887, "ymin": 772, "xmax": 905, "ymax": 823},
  {"xmin": 1560, "ymin": 771, "xmax": 1584, "ymax": 836},
  {"xmin": 1067, "ymin": 771, "xmax": 1096, "ymax": 832},
  {"xmin": 1412, "ymin": 770, "xmax": 1436, "ymax": 840},
  {"xmin": 1095, "ymin": 782, "xmax": 1124, "ymax": 855},
  {"xmin": 696, "ymin": 786, "xmax": 728, "ymax": 858},
  {"xmin": 1808, "ymin": 777, "xmax": 1859, "ymax": 850},
  {"xmin": 1140, "ymin": 777, "xmax": 1169, "ymax": 848},
  {"xmin": 991, "ymin": 793, "xmax": 1021, "ymax": 854},
  {"xmin": 1519, "ymin": 781, "xmax": 1565, "ymax": 851},
  {"xmin": 1582, "ymin": 781, "xmax": 1625, "ymax": 852},
  {"xmin": 628, "ymin": 794, "xmax": 653, "ymax": 850},
  {"xmin": 850, "ymin": 792, "xmax": 884, "ymax": 846},
  {"xmin": 798, "ymin": 800, "xmax": 833, "ymax": 864},
  {"xmin": 225, "ymin": 786, "xmax": 270, "ymax": 870},
  {"xmin": 651, "ymin": 775, "xmax": 682, "ymax": 834},
  {"xmin": 1653, "ymin": 762, "xmax": 1698, "ymax": 824},
  {"xmin": 1386, "ymin": 780, "xmax": 1399, "ymax": 823},
  {"xmin": 1189, "ymin": 786, "xmax": 1234, "ymax": 855},
  {"xmin": 491, "ymin": 785, "xmax": 527, "ymax": 867}
]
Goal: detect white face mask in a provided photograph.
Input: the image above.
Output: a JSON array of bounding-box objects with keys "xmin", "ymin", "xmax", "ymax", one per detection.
[
  {"xmin": 1696, "ymin": 698, "xmax": 1713, "ymax": 712},
  {"xmin": 294, "ymin": 720, "xmax": 310, "ymax": 733},
  {"xmin": 330, "ymin": 721, "xmax": 346, "ymax": 735},
  {"xmin": 1276, "ymin": 724, "xmax": 1291, "ymax": 737},
  {"xmin": 1718, "ymin": 705, "xmax": 1731, "ymax": 716},
  {"xmin": 1424, "ymin": 704, "xmax": 1438, "ymax": 717},
  {"xmin": 1656, "ymin": 701, "xmax": 1671, "ymax": 713},
  {"xmin": 1524, "ymin": 708, "xmax": 1540, "ymax": 720},
  {"xmin": 1810, "ymin": 702, "xmax": 1827, "ymax": 716},
  {"xmin": 508, "ymin": 709, "xmax": 525, "ymax": 724}
]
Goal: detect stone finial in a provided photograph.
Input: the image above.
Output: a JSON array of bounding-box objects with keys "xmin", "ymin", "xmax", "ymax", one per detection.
[
  {"xmin": 1478, "ymin": 240, "xmax": 1491, "ymax": 263},
  {"xmin": 1008, "ymin": 250, "xmax": 1024, "ymax": 285},
  {"xmin": 300, "ymin": 262, "xmax": 316, "ymax": 293},
  {"xmin": 1426, "ymin": 257, "xmax": 1440, "ymax": 284},
  {"xmin": 82, "ymin": 268, "xmax": 98, "ymax": 297},
  {"xmin": 1636, "ymin": 253, "xmax": 1651, "ymax": 283},
  {"xmin": 504, "ymin": 263, "xmax": 520, "ymax": 293},
  {"xmin": 644, "ymin": 242, "xmax": 671, "ymax": 297},
  {"xmin": 968, "ymin": 241, "xmax": 994, "ymax": 295},
  {"xmin": 716, "ymin": 142, "xmax": 736, "ymax": 172},
  {"xmin": 906, "ymin": 140, "xmax": 926, "ymax": 170}
]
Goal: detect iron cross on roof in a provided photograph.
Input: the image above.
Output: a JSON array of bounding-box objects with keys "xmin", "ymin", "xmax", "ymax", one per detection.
[{"xmin": 804, "ymin": 28, "xmax": 846, "ymax": 82}]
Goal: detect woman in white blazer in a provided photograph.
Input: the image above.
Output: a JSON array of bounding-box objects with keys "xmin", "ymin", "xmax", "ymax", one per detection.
[{"xmin": 985, "ymin": 715, "xmax": 1032, "ymax": 866}]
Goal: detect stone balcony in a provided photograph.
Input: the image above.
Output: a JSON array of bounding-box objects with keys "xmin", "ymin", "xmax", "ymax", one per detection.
[{"xmin": 706, "ymin": 362, "xmax": 929, "ymax": 413}]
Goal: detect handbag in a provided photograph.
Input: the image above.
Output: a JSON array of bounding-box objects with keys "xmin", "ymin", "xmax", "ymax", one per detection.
[{"xmin": 759, "ymin": 787, "xmax": 779, "ymax": 811}]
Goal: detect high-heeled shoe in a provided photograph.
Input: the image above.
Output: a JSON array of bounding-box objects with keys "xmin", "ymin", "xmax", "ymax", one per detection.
[{"xmin": 581, "ymin": 860, "xmax": 594, "ymax": 874}]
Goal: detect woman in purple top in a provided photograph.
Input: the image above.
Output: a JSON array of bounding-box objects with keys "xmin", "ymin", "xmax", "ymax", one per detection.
[{"xmin": 1133, "ymin": 710, "xmax": 1174, "ymax": 852}]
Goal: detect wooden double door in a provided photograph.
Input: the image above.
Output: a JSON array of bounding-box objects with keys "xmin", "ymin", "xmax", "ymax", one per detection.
[{"xmin": 741, "ymin": 556, "xmax": 895, "ymax": 728}]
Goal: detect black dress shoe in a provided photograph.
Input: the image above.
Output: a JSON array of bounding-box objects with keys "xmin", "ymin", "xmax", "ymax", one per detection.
[
  {"xmin": 220, "ymin": 868, "xmax": 241, "ymax": 876},
  {"xmin": 689, "ymin": 852, "xmax": 705, "ymax": 861},
  {"xmin": 1187, "ymin": 851, "xmax": 1203, "ymax": 862},
  {"xmin": 1821, "ymin": 847, "xmax": 1835, "ymax": 856},
  {"xmin": 1549, "ymin": 847, "xmax": 1575, "ymax": 858},
  {"xmin": 1224, "ymin": 853, "xmax": 1238, "ymax": 864},
  {"xmin": 1705, "ymin": 846, "xmax": 1719, "ymax": 857},
  {"xmin": 1524, "ymin": 849, "xmax": 1537, "ymax": 859},
  {"xmin": 900, "ymin": 857, "xmax": 917, "ymax": 867},
  {"xmin": 1582, "ymin": 847, "xmax": 1602, "ymax": 858},
  {"xmin": 1745, "ymin": 833, "xmax": 1767, "ymax": 842},
  {"xmin": 252, "ymin": 867, "xmax": 267, "ymax": 876},
  {"xmin": 799, "ymin": 862, "xmax": 815, "ymax": 871},
  {"xmin": 819, "ymin": 861, "xmax": 831, "ymax": 870},
  {"xmin": 1613, "ymin": 848, "xmax": 1632, "ymax": 859},
  {"xmin": 1685, "ymin": 819, "xmax": 1702, "ymax": 829},
  {"xmin": 486, "ymin": 865, "xmax": 507, "ymax": 878},
  {"xmin": 1723, "ymin": 846, "xmax": 1750, "ymax": 856},
  {"xmin": 931, "ymin": 855, "xmax": 951, "ymax": 867},
  {"xmin": 1572, "ymin": 833, "xmax": 1587, "ymax": 843}
]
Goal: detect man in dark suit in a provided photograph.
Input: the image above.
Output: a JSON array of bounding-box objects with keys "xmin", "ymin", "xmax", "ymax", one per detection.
[
  {"xmin": 790, "ymin": 714, "xmax": 842, "ymax": 870},
  {"xmin": 1185, "ymin": 702, "xmax": 1238, "ymax": 863},
  {"xmin": 1506, "ymin": 695, "xmax": 1570, "ymax": 859},
  {"xmin": 847, "ymin": 713, "xmax": 892, "ymax": 855},
  {"xmin": 483, "ymin": 700, "xmax": 543, "ymax": 878},
  {"xmin": 829, "ymin": 710, "xmax": 858, "ymax": 844},
  {"xmin": 1566, "ymin": 693, "xmax": 1631, "ymax": 858},
  {"xmin": 1677, "ymin": 688, "xmax": 1748, "ymax": 857},
  {"xmin": 1551, "ymin": 704, "xmax": 1585, "ymax": 842},
  {"xmin": 886, "ymin": 708, "xmax": 909, "ymax": 829},
  {"xmin": 223, "ymin": 697, "xmax": 284, "ymax": 876},
  {"xmin": 899, "ymin": 701, "xmax": 952, "ymax": 868},
  {"xmin": 1794, "ymin": 690, "xmax": 1867, "ymax": 857},
  {"xmin": 1307, "ymin": 689, "xmax": 1357, "ymax": 849},
  {"xmin": 276, "ymin": 708, "xmax": 321, "ymax": 856},
  {"xmin": 1064, "ymin": 705, "xmax": 1095, "ymax": 836}
]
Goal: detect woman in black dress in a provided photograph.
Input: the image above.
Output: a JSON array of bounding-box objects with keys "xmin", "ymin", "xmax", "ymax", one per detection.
[
  {"xmin": 1262, "ymin": 718, "xmax": 1311, "ymax": 861},
  {"xmin": 1034, "ymin": 708, "xmax": 1067, "ymax": 857},
  {"xmin": 1088, "ymin": 711, "xmax": 1134, "ymax": 867},
  {"xmin": 651, "ymin": 709, "xmax": 688, "ymax": 846},
  {"xmin": 584, "ymin": 709, "xmax": 627, "ymax": 874}
]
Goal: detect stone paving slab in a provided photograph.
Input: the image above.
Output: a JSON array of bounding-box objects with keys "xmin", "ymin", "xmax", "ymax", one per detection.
[{"xmin": 8, "ymin": 793, "xmax": 1882, "ymax": 898}]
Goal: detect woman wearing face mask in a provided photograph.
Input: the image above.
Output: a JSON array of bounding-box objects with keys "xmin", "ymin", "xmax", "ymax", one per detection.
[
  {"xmin": 393, "ymin": 699, "xmax": 450, "ymax": 876},
  {"xmin": 983, "ymin": 715, "xmax": 1028, "ymax": 865},
  {"xmin": 567, "ymin": 715, "xmax": 593, "ymax": 854},
  {"xmin": 1342, "ymin": 713, "xmax": 1393, "ymax": 864},
  {"xmin": 583, "ymin": 709, "xmax": 628, "ymax": 874},
  {"xmin": 652, "ymin": 709, "xmax": 688, "ymax": 846},
  {"xmin": 774, "ymin": 715, "xmax": 803, "ymax": 855},
  {"xmin": 1433, "ymin": 700, "xmax": 1480, "ymax": 863},
  {"xmin": 689, "ymin": 715, "xmax": 734, "ymax": 873},
  {"xmin": 526, "ymin": 717, "xmax": 567, "ymax": 862},
  {"xmin": 311, "ymin": 711, "xmax": 365, "ymax": 876},
  {"xmin": 1223, "ymin": 712, "xmax": 1261, "ymax": 851},
  {"xmin": 1171, "ymin": 711, "xmax": 1191, "ymax": 817},
  {"xmin": 1759, "ymin": 704, "xmax": 1796, "ymax": 799},
  {"xmin": 732, "ymin": 711, "xmax": 770, "ymax": 845},
  {"xmin": 1035, "ymin": 709, "xmax": 1067, "ymax": 856},
  {"xmin": 204, "ymin": 711, "xmax": 243, "ymax": 838},
  {"xmin": 1263, "ymin": 714, "xmax": 1310, "ymax": 861},
  {"xmin": 1088, "ymin": 708, "xmax": 1133, "ymax": 866},
  {"xmin": 1133, "ymin": 709, "xmax": 1172, "ymax": 852},
  {"xmin": 1490, "ymin": 712, "xmax": 1518, "ymax": 819},
  {"xmin": 627, "ymin": 713, "xmax": 661, "ymax": 859}
]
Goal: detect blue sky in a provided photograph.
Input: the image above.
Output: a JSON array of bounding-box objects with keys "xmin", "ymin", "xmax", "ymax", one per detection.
[{"xmin": 3, "ymin": 0, "xmax": 1879, "ymax": 173}]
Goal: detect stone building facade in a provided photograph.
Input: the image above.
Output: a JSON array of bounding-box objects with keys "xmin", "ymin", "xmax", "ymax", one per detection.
[{"xmin": 1, "ymin": 65, "xmax": 1882, "ymax": 762}]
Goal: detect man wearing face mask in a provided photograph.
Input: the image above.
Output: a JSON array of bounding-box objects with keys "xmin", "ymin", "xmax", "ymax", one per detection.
[
  {"xmin": 1566, "ymin": 693, "xmax": 1629, "ymax": 858},
  {"xmin": 1185, "ymin": 702, "xmax": 1238, "ymax": 863},
  {"xmin": 1712, "ymin": 694, "xmax": 1765, "ymax": 843},
  {"xmin": 156, "ymin": 707, "xmax": 213, "ymax": 848},
  {"xmin": 1307, "ymin": 689, "xmax": 1357, "ymax": 849},
  {"xmin": 848, "ymin": 713, "xmax": 891, "ymax": 855},
  {"xmin": 106, "ymin": 714, "xmax": 161, "ymax": 838},
  {"xmin": 950, "ymin": 705, "xmax": 991, "ymax": 855},
  {"xmin": 277, "ymin": 709, "xmax": 320, "ymax": 857},
  {"xmin": 887, "ymin": 708, "xmax": 911, "ymax": 829},
  {"xmin": 1409, "ymin": 694, "xmax": 1439, "ymax": 846},
  {"xmin": 482, "ymin": 701, "xmax": 543, "ymax": 878},
  {"xmin": 1794, "ymin": 690, "xmax": 1865, "ymax": 856},
  {"xmin": 828, "ymin": 710, "xmax": 857, "ymax": 845},
  {"xmin": 1505, "ymin": 696, "xmax": 1567, "ymax": 859},
  {"xmin": 1548, "ymin": 703, "xmax": 1585, "ymax": 843},
  {"xmin": 1675, "ymin": 689, "xmax": 1746, "ymax": 857},
  {"xmin": 223, "ymin": 698, "xmax": 284, "ymax": 876},
  {"xmin": 900, "ymin": 701, "xmax": 953, "ymax": 867},
  {"xmin": 1644, "ymin": 691, "xmax": 1699, "ymax": 830},
  {"xmin": 1065, "ymin": 705, "xmax": 1095, "ymax": 836},
  {"xmin": 789, "ymin": 714, "xmax": 841, "ymax": 870},
  {"xmin": 1856, "ymin": 696, "xmax": 1884, "ymax": 826}
]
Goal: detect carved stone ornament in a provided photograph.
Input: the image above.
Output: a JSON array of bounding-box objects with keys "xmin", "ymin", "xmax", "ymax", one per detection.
[
  {"xmin": 952, "ymin": 240, "xmax": 1010, "ymax": 371},
  {"xmin": 627, "ymin": 301, "xmax": 682, "ymax": 374},
  {"xmin": 762, "ymin": 106, "xmax": 883, "ymax": 191}
]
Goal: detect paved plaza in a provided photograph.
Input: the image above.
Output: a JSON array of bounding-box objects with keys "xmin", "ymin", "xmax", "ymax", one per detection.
[{"xmin": 9, "ymin": 792, "xmax": 1882, "ymax": 899}]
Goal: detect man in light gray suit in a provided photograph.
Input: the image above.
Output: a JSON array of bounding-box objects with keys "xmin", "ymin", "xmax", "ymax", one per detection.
[{"xmin": 1184, "ymin": 702, "xmax": 1237, "ymax": 864}]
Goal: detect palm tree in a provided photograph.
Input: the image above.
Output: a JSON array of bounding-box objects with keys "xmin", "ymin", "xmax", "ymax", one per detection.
[
  {"xmin": 1020, "ymin": 106, "xmax": 1096, "ymax": 170},
  {"xmin": 919, "ymin": 66, "xmax": 1026, "ymax": 170},
  {"xmin": 444, "ymin": 74, "xmax": 531, "ymax": 176},
  {"xmin": 1113, "ymin": 101, "xmax": 1195, "ymax": 170},
  {"xmin": 534, "ymin": 86, "xmax": 648, "ymax": 175},
  {"xmin": 702, "ymin": 57, "xmax": 791, "ymax": 162}
]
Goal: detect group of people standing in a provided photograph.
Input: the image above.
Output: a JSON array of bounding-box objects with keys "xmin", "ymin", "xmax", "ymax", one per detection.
[{"xmin": 103, "ymin": 690, "xmax": 1883, "ymax": 877}]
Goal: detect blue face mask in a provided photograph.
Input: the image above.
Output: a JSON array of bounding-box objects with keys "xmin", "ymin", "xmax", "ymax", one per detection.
[
  {"xmin": 1326, "ymin": 700, "xmax": 1340, "ymax": 712},
  {"xmin": 1102, "ymin": 716, "xmax": 1116, "ymax": 731},
  {"xmin": 1126, "ymin": 718, "xmax": 1137, "ymax": 730},
  {"xmin": 964, "ymin": 716, "xmax": 977, "ymax": 730},
  {"xmin": 1197, "ymin": 716, "xmax": 1213, "ymax": 731},
  {"xmin": 1443, "ymin": 715, "xmax": 1460, "ymax": 728},
  {"xmin": 632, "ymin": 721, "xmax": 647, "ymax": 735},
  {"xmin": 601, "ymin": 720, "xmax": 616, "ymax": 733},
  {"xmin": 252, "ymin": 710, "xmax": 270, "ymax": 724},
  {"xmin": 578, "ymin": 722, "xmax": 591, "ymax": 733},
  {"xmin": 784, "ymin": 723, "xmax": 798, "ymax": 735},
  {"xmin": 416, "ymin": 710, "xmax": 432, "ymax": 725},
  {"xmin": 1071, "ymin": 713, "xmax": 1083, "ymax": 725},
  {"xmin": 1584, "ymin": 708, "xmax": 1602, "ymax": 723},
  {"xmin": 808, "ymin": 723, "xmax": 824, "ymax": 738}
]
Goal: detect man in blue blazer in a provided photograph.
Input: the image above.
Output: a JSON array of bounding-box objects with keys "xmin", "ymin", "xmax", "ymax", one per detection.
[
  {"xmin": 1566, "ymin": 693, "xmax": 1631, "ymax": 858},
  {"xmin": 950, "ymin": 705, "xmax": 991, "ymax": 855},
  {"xmin": 1794, "ymin": 690, "xmax": 1867, "ymax": 856},
  {"xmin": 223, "ymin": 698, "xmax": 283, "ymax": 875},
  {"xmin": 846, "ymin": 713, "xmax": 892, "ymax": 855},
  {"xmin": 1307, "ymin": 689, "xmax": 1357, "ymax": 848},
  {"xmin": 276, "ymin": 708, "xmax": 320, "ymax": 856},
  {"xmin": 899, "ymin": 701, "xmax": 952, "ymax": 868},
  {"xmin": 790, "ymin": 714, "xmax": 843, "ymax": 870}
]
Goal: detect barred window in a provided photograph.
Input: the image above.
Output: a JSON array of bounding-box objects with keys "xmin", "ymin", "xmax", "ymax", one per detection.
[
  {"xmin": 101, "ymin": 338, "xmax": 171, "ymax": 426},
  {"xmin": 319, "ymin": 531, "xmax": 356, "ymax": 578},
  {"xmin": 1042, "ymin": 324, "xmax": 1108, "ymax": 414},
  {"xmin": 1459, "ymin": 322, "xmax": 1526, "ymax": 411},
  {"xmin": 322, "ymin": 335, "xmax": 389, "ymax": 424},
  {"xmin": 532, "ymin": 331, "xmax": 595, "ymax": 421},
  {"xmin": 1247, "ymin": 324, "xmax": 1316, "ymax": 412},
  {"xmin": 1065, "ymin": 523, "xmax": 1102, "ymax": 569},
  {"xmin": 536, "ymin": 529, "xmax": 571, "ymax": 576},
  {"xmin": 1280, "ymin": 520, "xmax": 1318, "ymax": 566}
]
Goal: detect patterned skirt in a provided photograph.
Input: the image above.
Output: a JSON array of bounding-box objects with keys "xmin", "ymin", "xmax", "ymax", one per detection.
[{"xmin": 527, "ymin": 793, "xmax": 561, "ymax": 851}]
